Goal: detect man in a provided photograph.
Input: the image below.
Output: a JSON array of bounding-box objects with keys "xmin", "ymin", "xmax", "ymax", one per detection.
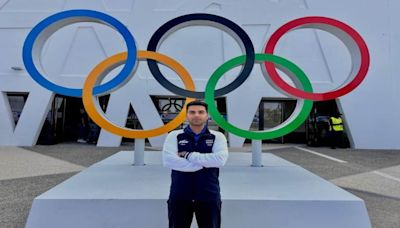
[
  {"xmin": 77, "ymin": 108, "xmax": 89, "ymax": 143},
  {"xmin": 162, "ymin": 100, "xmax": 229, "ymax": 228},
  {"xmin": 328, "ymin": 112, "xmax": 344, "ymax": 149}
]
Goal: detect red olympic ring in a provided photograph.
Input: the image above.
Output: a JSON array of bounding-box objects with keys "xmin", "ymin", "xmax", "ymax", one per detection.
[{"xmin": 264, "ymin": 16, "xmax": 370, "ymax": 101}]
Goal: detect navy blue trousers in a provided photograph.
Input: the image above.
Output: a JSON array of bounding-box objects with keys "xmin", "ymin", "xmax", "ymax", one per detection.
[{"xmin": 167, "ymin": 200, "xmax": 221, "ymax": 228}]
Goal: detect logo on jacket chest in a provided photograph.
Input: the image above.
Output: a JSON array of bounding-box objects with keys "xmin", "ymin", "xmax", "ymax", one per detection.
[
  {"xmin": 178, "ymin": 139, "xmax": 189, "ymax": 145},
  {"xmin": 205, "ymin": 139, "xmax": 214, "ymax": 147}
]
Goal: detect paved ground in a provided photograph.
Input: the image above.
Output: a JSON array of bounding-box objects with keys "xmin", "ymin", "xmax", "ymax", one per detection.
[{"xmin": 1, "ymin": 143, "xmax": 399, "ymax": 228}]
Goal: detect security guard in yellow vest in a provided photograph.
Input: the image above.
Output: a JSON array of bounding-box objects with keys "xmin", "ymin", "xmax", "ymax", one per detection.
[{"xmin": 328, "ymin": 112, "xmax": 344, "ymax": 149}]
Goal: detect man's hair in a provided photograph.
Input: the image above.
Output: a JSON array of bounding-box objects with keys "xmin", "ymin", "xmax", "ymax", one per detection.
[{"xmin": 186, "ymin": 100, "xmax": 208, "ymax": 112}]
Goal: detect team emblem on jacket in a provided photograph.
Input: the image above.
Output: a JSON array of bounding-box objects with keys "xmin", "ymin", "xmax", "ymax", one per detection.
[
  {"xmin": 206, "ymin": 139, "xmax": 214, "ymax": 146},
  {"xmin": 178, "ymin": 139, "xmax": 189, "ymax": 145}
]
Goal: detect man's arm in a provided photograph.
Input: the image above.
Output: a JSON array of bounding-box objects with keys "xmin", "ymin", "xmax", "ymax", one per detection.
[
  {"xmin": 162, "ymin": 131, "xmax": 203, "ymax": 172},
  {"xmin": 187, "ymin": 131, "xmax": 228, "ymax": 168}
]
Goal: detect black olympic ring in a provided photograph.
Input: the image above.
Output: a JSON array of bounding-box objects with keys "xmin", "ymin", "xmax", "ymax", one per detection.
[{"xmin": 147, "ymin": 13, "xmax": 255, "ymax": 99}]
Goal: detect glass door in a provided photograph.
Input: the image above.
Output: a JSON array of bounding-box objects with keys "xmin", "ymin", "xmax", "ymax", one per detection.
[{"xmin": 262, "ymin": 101, "xmax": 284, "ymax": 143}]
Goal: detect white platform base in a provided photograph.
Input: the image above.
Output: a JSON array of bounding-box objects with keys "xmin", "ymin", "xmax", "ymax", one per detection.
[{"xmin": 25, "ymin": 151, "xmax": 371, "ymax": 228}]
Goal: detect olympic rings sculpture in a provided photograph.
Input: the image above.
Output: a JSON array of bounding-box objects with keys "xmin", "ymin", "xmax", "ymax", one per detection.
[{"xmin": 22, "ymin": 10, "xmax": 370, "ymax": 139}]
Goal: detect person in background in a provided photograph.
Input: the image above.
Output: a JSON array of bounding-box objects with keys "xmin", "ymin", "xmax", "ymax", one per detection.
[
  {"xmin": 328, "ymin": 112, "xmax": 344, "ymax": 149},
  {"xmin": 77, "ymin": 108, "xmax": 89, "ymax": 143}
]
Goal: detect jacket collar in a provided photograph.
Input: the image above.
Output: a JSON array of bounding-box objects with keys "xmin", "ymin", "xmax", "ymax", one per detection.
[{"xmin": 184, "ymin": 125, "xmax": 210, "ymax": 138}]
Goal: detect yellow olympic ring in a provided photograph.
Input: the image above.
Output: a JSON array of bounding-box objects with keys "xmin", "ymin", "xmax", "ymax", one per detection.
[{"xmin": 82, "ymin": 51, "xmax": 196, "ymax": 138}]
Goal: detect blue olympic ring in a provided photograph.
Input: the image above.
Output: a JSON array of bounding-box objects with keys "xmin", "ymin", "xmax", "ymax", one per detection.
[{"xmin": 22, "ymin": 9, "xmax": 137, "ymax": 97}]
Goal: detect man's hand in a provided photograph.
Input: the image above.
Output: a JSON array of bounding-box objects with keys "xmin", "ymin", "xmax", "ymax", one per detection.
[
  {"xmin": 178, "ymin": 152, "xmax": 191, "ymax": 159},
  {"xmin": 178, "ymin": 152, "xmax": 187, "ymax": 157}
]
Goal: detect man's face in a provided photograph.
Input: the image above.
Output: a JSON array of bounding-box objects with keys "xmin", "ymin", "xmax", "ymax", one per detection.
[{"xmin": 186, "ymin": 105, "xmax": 209, "ymax": 127}]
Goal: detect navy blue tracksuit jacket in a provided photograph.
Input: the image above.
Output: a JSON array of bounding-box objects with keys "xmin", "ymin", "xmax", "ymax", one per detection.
[{"xmin": 162, "ymin": 126, "xmax": 228, "ymax": 201}]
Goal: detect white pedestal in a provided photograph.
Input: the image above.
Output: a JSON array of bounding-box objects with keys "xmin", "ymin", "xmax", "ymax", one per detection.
[{"xmin": 25, "ymin": 151, "xmax": 371, "ymax": 228}]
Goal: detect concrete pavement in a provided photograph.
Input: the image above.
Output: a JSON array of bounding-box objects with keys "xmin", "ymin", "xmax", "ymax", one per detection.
[{"xmin": 0, "ymin": 143, "xmax": 399, "ymax": 228}]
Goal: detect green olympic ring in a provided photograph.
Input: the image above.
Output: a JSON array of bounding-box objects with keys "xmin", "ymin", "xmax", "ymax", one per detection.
[{"xmin": 205, "ymin": 53, "xmax": 314, "ymax": 140}]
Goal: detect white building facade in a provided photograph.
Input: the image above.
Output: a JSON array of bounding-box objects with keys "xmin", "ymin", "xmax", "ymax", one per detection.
[{"xmin": 0, "ymin": 0, "xmax": 399, "ymax": 149}]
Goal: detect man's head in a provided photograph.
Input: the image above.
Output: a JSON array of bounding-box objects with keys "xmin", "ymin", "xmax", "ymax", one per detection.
[{"xmin": 186, "ymin": 100, "xmax": 209, "ymax": 127}]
